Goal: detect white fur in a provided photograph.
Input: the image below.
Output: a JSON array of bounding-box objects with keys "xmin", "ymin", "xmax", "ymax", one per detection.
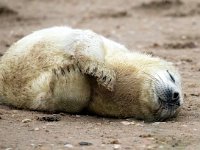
[{"xmin": 0, "ymin": 26, "xmax": 182, "ymax": 121}]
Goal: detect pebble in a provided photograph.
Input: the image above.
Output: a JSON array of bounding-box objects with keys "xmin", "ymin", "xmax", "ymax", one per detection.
[
  {"xmin": 64, "ymin": 144, "xmax": 74, "ymax": 148},
  {"xmin": 79, "ymin": 141, "xmax": 93, "ymax": 146},
  {"xmin": 22, "ymin": 118, "xmax": 32, "ymax": 123},
  {"xmin": 139, "ymin": 134, "xmax": 153, "ymax": 138},
  {"xmin": 34, "ymin": 127, "xmax": 40, "ymax": 131},
  {"xmin": 181, "ymin": 35, "xmax": 187, "ymax": 40},
  {"xmin": 37, "ymin": 114, "xmax": 61, "ymax": 122},
  {"xmin": 193, "ymin": 128, "xmax": 197, "ymax": 131},
  {"xmin": 120, "ymin": 121, "xmax": 135, "ymax": 125},
  {"xmin": 147, "ymin": 144, "xmax": 156, "ymax": 149},
  {"xmin": 11, "ymin": 114, "xmax": 16, "ymax": 117},
  {"xmin": 159, "ymin": 145, "xmax": 164, "ymax": 148},
  {"xmin": 152, "ymin": 122, "xmax": 166, "ymax": 125},
  {"xmin": 110, "ymin": 139, "xmax": 120, "ymax": 144},
  {"xmin": 113, "ymin": 144, "xmax": 121, "ymax": 149}
]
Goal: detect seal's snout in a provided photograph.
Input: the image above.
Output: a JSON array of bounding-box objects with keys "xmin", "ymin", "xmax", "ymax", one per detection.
[
  {"xmin": 158, "ymin": 88, "xmax": 180, "ymax": 108},
  {"xmin": 154, "ymin": 69, "xmax": 182, "ymax": 110},
  {"xmin": 166, "ymin": 89, "xmax": 180, "ymax": 102},
  {"xmin": 161, "ymin": 89, "xmax": 180, "ymax": 107}
]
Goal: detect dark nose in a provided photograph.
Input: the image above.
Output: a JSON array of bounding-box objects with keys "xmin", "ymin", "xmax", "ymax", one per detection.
[
  {"xmin": 172, "ymin": 92, "xmax": 179, "ymax": 102},
  {"xmin": 157, "ymin": 87, "xmax": 181, "ymax": 107}
]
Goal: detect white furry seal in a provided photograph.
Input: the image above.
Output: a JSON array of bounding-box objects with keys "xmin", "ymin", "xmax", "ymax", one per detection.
[{"xmin": 0, "ymin": 27, "xmax": 183, "ymax": 121}]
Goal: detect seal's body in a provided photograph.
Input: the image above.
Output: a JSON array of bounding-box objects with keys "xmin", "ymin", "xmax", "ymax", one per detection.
[{"xmin": 0, "ymin": 27, "xmax": 183, "ymax": 121}]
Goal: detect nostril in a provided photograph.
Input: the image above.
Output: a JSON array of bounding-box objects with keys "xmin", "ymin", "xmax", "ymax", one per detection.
[{"xmin": 172, "ymin": 92, "xmax": 179, "ymax": 100}]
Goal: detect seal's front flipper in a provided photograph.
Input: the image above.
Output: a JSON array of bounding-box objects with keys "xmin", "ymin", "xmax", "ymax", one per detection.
[
  {"xmin": 73, "ymin": 30, "xmax": 116, "ymax": 91},
  {"xmin": 75, "ymin": 55, "xmax": 116, "ymax": 91}
]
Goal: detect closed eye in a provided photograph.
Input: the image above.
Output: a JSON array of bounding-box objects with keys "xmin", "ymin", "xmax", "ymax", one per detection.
[{"xmin": 167, "ymin": 70, "xmax": 175, "ymax": 83}]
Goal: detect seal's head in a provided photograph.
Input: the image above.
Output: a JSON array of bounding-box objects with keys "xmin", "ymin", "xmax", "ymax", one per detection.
[
  {"xmin": 144, "ymin": 67, "xmax": 182, "ymax": 121},
  {"xmin": 135, "ymin": 55, "xmax": 183, "ymax": 121}
]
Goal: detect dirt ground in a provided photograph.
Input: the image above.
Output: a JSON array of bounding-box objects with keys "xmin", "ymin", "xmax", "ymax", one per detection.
[{"xmin": 0, "ymin": 0, "xmax": 200, "ymax": 149}]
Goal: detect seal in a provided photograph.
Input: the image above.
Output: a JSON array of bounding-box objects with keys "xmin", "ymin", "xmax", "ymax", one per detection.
[{"xmin": 0, "ymin": 26, "xmax": 183, "ymax": 121}]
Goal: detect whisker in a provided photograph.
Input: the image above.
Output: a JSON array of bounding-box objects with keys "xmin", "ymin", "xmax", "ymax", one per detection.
[
  {"xmin": 142, "ymin": 71, "xmax": 160, "ymax": 84},
  {"xmin": 154, "ymin": 72, "xmax": 166, "ymax": 86}
]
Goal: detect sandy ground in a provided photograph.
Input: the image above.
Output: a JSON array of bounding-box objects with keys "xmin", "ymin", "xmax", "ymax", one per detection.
[{"xmin": 0, "ymin": 0, "xmax": 200, "ymax": 149}]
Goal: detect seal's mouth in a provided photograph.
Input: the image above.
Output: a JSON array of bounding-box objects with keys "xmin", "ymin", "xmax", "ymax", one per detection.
[
  {"xmin": 158, "ymin": 97, "xmax": 180, "ymax": 109},
  {"xmin": 154, "ymin": 97, "xmax": 181, "ymax": 121}
]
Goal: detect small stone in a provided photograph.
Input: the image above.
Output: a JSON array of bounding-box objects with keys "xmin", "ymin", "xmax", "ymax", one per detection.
[
  {"xmin": 110, "ymin": 139, "xmax": 120, "ymax": 144},
  {"xmin": 152, "ymin": 43, "xmax": 160, "ymax": 48},
  {"xmin": 152, "ymin": 122, "xmax": 160, "ymax": 126},
  {"xmin": 181, "ymin": 58, "xmax": 193, "ymax": 63},
  {"xmin": 5, "ymin": 42, "xmax": 10, "ymax": 47},
  {"xmin": 136, "ymin": 123, "xmax": 144, "ymax": 127},
  {"xmin": 34, "ymin": 127, "xmax": 40, "ymax": 131},
  {"xmin": 64, "ymin": 144, "xmax": 73, "ymax": 148},
  {"xmin": 79, "ymin": 141, "xmax": 92, "ymax": 146},
  {"xmin": 193, "ymin": 128, "xmax": 198, "ymax": 131},
  {"xmin": 36, "ymin": 114, "xmax": 61, "ymax": 122},
  {"xmin": 147, "ymin": 144, "xmax": 156, "ymax": 149},
  {"xmin": 121, "ymin": 121, "xmax": 130, "ymax": 125},
  {"xmin": 113, "ymin": 144, "xmax": 121, "ymax": 149},
  {"xmin": 181, "ymin": 35, "xmax": 187, "ymax": 40},
  {"xmin": 22, "ymin": 118, "xmax": 32, "ymax": 123},
  {"xmin": 139, "ymin": 134, "xmax": 153, "ymax": 138},
  {"xmin": 120, "ymin": 121, "xmax": 135, "ymax": 125},
  {"xmin": 190, "ymin": 93, "xmax": 200, "ymax": 97}
]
